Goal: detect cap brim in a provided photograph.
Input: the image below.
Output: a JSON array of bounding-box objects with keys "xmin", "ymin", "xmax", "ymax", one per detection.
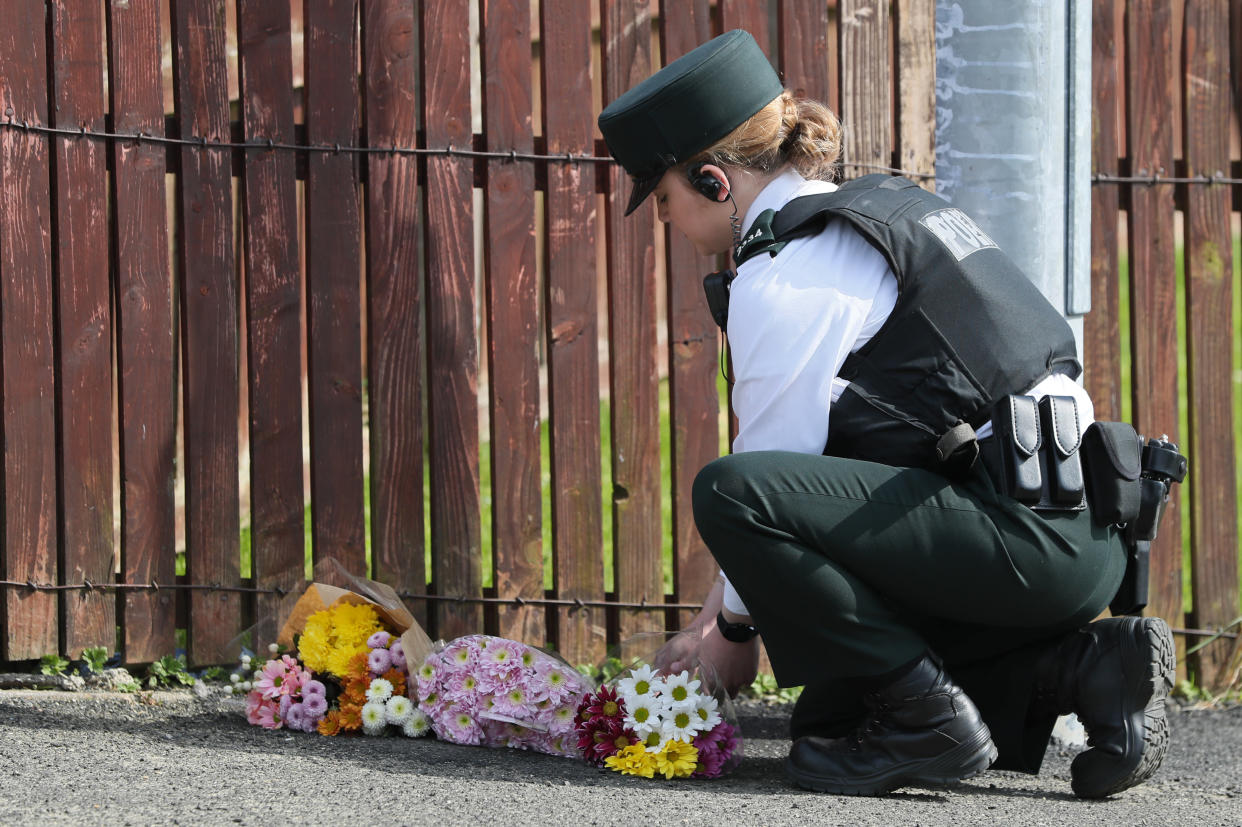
[{"xmin": 624, "ymin": 172, "xmax": 662, "ymax": 216}]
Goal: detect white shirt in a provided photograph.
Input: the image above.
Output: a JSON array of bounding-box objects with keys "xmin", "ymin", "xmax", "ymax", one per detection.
[{"xmin": 717, "ymin": 169, "xmax": 1093, "ymax": 617}]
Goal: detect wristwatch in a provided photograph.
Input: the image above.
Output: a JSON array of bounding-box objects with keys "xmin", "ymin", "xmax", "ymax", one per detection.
[{"xmin": 715, "ymin": 611, "xmax": 758, "ymax": 643}]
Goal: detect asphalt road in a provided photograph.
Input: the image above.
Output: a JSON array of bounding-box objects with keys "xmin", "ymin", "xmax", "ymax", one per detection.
[{"xmin": 1, "ymin": 687, "xmax": 1239, "ymax": 826}]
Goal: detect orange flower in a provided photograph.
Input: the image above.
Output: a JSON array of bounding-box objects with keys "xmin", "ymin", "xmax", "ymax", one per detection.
[
  {"xmin": 318, "ymin": 711, "xmax": 342, "ymax": 736},
  {"xmin": 338, "ymin": 705, "xmax": 362, "ymax": 731},
  {"xmin": 346, "ymin": 651, "xmax": 369, "ymax": 680},
  {"xmin": 382, "ymin": 668, "xmax": 407, "ymax": 697}
]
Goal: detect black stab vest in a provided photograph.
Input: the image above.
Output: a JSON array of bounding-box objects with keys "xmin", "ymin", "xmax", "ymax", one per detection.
[{"xmin": 732, "ymin": 174, "xmax": 1081, "ymax": 474}]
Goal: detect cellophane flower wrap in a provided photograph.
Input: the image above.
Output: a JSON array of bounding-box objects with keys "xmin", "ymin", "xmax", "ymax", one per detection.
[
  {"xmin": 574, "ymin": 661, "xmax": 742, "ymax": 780},
  {"xmin": 411, "ymin": 634, "xmax": 592, "ymax": 757},
  {"xmin": 235, "ymin": 564, "xmax": 436, "ymax": 739}
]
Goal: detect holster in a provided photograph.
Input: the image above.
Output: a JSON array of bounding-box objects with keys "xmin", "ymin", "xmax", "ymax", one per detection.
[{"xmin": 980, "ymin": 394, "xmax": 1086, "ymax": 512}]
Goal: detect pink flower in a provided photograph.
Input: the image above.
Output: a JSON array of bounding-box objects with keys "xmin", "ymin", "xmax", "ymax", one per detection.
[
  {"xmin": 490, "ymin": 684, "xmax": 538, "ymax": 721},
  {"xmin": 254, "ymin": 659, "xmax": 290, "ymax": 700},
  {"xmin": 693, "ymin": 721, "xmax": 740, "ymax": 778},
  {"xmin": 442, "ymin": 640, "xmax": 478, "ymax": 672},
  {"xmin": 244, "ymin": 692, "xmax": 267, "ymax": 726},
  {"xmin": 434, "ymin": 703, "xmax": 483, "ymax": 746},
  {"xmin": 252, "ymin": 698, "xmax": 282, "ymax": 730},
  {"xmin": 481, "ymin": 639, "xmax": 523, "ymax": 672}
]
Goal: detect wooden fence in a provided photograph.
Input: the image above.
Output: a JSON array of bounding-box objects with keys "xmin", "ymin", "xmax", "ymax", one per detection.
[
  {"xmin": 1086, "ymin": 0, "xmax": 1241, "ymax": 688},
  {"xmin": 0, "ymin": 0, "xmax": 1237, "ymax": 688}
]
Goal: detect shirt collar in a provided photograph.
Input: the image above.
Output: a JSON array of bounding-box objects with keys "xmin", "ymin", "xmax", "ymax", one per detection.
[{"xmin": 741, "ymin": 167, "xmax": 815, "ymax": 235}]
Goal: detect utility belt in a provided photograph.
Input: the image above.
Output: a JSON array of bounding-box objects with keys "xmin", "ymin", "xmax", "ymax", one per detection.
[{"xmin": 978, "ymin": 394, "xmax": 1187, "ymax": 616}]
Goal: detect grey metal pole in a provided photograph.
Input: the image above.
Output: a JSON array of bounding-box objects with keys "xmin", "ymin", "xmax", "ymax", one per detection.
[{"xmin": 934, "ymin": 0, "xmax": 1092, "ymax": 350}]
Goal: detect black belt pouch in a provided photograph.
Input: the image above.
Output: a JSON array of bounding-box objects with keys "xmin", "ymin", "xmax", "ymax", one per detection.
[
  {"xmin": 984, "ymin": 394, "xmax": 1042, "ymax": 504},
  {"xmin": 1079, "ymin": 421, "xmax": 1142, "ymax": 525},
  {"xmin": 1037, "ymin": 395, "xmax": 1086, "ymax": 508}
]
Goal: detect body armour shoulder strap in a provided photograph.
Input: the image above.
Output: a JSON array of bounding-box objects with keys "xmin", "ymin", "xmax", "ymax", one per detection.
[{"xmin": 736, "ymin": 174, "xmax": 1081, "ymax": 474}]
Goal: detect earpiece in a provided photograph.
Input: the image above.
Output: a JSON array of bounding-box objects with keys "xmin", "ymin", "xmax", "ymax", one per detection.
[{"xmin": 687, "ymin": 163, "xmax": 724, "ymax": 201}]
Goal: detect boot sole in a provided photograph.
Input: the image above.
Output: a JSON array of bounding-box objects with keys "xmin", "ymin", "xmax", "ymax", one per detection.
[
  {"xmin": 1071, "ymin": 616, "xmax": 1176, "ymax": 799},
  {"xmin": 785, "ymin": 729, "xmax": 998, "ymax": 796}
]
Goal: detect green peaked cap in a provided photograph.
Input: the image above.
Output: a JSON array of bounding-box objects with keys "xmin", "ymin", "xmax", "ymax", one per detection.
[{"xmin": 598, "ymin": 29, "xmax": 783, "ymax": 215}]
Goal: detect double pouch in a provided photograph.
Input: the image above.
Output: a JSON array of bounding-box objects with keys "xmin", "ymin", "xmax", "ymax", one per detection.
[{"xmin": 981, "ymin": 394, "xmax": 1087, "ymax": 511}]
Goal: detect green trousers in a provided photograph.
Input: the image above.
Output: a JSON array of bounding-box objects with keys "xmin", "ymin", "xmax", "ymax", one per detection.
[{"xmin": 692, "ymin": 450, "xmax": 1128, "ymax": 772}]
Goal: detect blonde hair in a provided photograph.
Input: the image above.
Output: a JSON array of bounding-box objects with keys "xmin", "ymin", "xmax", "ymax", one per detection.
[{"xmin": 690, "ymin": 89, "xmax": 842, "ymax": 181}]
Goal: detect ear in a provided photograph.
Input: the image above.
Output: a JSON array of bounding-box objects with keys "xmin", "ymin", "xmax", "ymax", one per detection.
[{"xmin": 699, "ymin": 163, "xmax": 731, "ymax": 201}]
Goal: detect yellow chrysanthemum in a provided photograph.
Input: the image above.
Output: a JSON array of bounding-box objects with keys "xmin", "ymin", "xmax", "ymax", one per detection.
[
  {"xmin": 605, "ymin": 744, "xmax": 656, "ymax": 778},
  {"xmin": 655, "ymin": 739, "xmax": 699, "ymax": 779},
  {"xmin": 297, "ymin": 602, "xmax": 383, "ymax": 676}
]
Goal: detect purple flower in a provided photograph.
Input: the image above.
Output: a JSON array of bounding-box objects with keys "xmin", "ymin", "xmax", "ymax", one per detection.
[
  {"xmin": 368, "ymin": 647, "xmax": 392, "ymax": 675},
  {"xmin": 303, "ymin": 679, "xmax": 326, "ymax": 697},
  {"xmin": 303, "ymin": 693, "xmax": 328, "ymax": 717},
  {"xmin": 388, "ymin": 641, "xmax": 406, "ymax": 671},
  {"xmin": 285, "ymin": 702, "xmax": 306, "ymax": 731},
  {"xmin": 278, "ymin": 694, "xmax": 293, "ymax": 720},
  {"xmin": 367, "ymin": 630, "xmax": 392, "ymax": 649}
]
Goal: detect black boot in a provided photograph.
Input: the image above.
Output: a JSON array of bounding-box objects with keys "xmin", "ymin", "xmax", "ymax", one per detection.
[
  {"xmin": 785, "ymin": 653, "xmax": 997, "ymax": 795},
  {"xmin": 1036, "ymin": 616, "xmax": 1176, "ymax": 798}
]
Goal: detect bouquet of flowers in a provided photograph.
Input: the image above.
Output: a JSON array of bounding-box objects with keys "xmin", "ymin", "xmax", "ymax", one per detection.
[
  {"xmin": 574, "ymin": 663, "xmax": 741, "ymax": 779},
  {"xmin": 412, "ymin": 634, "xmax": 592, "ymax": 757},
  {"xmin": 235, "ymin": 570, "xmax": 434, "ymax": 738}
]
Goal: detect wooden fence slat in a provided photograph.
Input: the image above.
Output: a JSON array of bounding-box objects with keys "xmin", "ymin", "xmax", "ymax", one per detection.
[
  {"xmin": 1182, "ymin": 0, "xmax": 1237, "ymax": 687},
  {"xmin": 1125, "ymin": 2, "xmax": 1182, "ymax": 634},
  {"xmin": 839, "ymin": 0, "xmax": 891, "ymax": 175},
  {"xmin": 658, "ymin": 0, "xmax": 720, "ymax": 630},
  {"xmin": 363, "ymin": 0, "xmax": 425, "ymax": 624},
  {"xmin": 305, "ymin": 0, "xmax": 366, "ymax": 580},
  {"xmin": 421, "ymin": 0, "xmax": 480, "ymax": 640},
  {"xmin": 541, "ymin": 0, "xmax": 604, "ymax": 665},
  {"xmin": 481, "ymin": 0, "xmax": 543, "ymax": 645},
  {"xmin": 172, "ymin": 0, "xmax": 242, "ymax": 666},
  {"xmin": 1086, "ymin": 0, "xmax": 1123, "ymax": 423},
  {"xmin": 106, "ymin": 0, "xmax": 178, "ymax": 663},
  {"xmin": 0, "ymin": 0, "xmax": 58, "ymax": 661},
  {"xmin": 895, "ymin": 0, "xmax": 935, "ymax": 183},
  {"xmin": 602, "ymin": 0, "xmax": 664, "ymax": 643},
  {"xmin": 238, "ymin": 0, "xmax": 306, "ymax": 648},
  {"xmin": 48, "ymin": 0, "xmax": 114, "ymax": 657},
  {"xmin": 776, "ymin": 0, "xmax": 830, "ymax": 104},
  {"xmin": 719, "ymin": 0, "xmax": 770, "ymax": 53}
]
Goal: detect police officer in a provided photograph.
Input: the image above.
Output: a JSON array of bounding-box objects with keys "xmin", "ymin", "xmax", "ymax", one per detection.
[{"xmin": 597, "ymin": 29, "xmax": 1175, "ymax": 798}]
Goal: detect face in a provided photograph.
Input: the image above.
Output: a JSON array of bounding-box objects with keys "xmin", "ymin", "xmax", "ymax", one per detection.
[{"xmin": 651, "ymin": 171, "xmax": 734, "ymax": 257}]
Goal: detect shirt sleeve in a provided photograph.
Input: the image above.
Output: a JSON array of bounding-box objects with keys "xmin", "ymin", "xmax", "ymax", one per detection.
[{"xmin": 728, "ymin": 220, "xmax": 898, "ymax": 455}]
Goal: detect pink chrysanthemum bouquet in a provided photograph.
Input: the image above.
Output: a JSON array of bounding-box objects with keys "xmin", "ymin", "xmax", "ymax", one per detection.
[{"xmin": 411, "ymin": 634, "xmax": 592, "ymax": 757}]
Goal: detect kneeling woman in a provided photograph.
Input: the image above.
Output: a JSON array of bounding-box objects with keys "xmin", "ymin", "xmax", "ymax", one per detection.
[{"xmin": 597, "ymin": 29, "xmax": 1173, "ymax": 799}]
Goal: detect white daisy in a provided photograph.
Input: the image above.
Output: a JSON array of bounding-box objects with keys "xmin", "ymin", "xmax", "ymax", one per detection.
[
  {"xmin": 385, "ymin": 695, "xmax": 414, "ymax": 725},
  {"xmin": 361, "ymin": 701, "xmax": 388, "ymax": 735},
  {"xmin": 692, "ymin": 692, "xmax": 723, "ymax": 732},
  {"xmin": 642, "ymin": 728, "xmax": 667, "ymax": 753},
  {"xmin": 661, "ymin": 706, "xmax": 701, "ymax": 742},
  {"xmin": 616, "ymin": 664, "xmax": 664, "ymax": 706},
  {"xmin": 661, "ymin": 671, "xmax": 701, "ymax": 710},
  {"xmin": 622, "ymin": 693, "xmax": 661, "ymax": 738}
]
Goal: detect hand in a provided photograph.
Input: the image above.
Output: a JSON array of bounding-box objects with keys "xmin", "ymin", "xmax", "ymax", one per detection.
[
  {"xmin": 652, "ymin": 624, "xmax": 711, "ymax": 676},
  {"xmin": 696, "ymin": 624, "xmax": 759, "ymax": 698}
]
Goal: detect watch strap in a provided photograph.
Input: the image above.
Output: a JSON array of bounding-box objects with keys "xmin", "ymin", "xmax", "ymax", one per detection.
[{"xmin": 715, "ymin": 610, "xmax": 758, "ymax": 642}]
